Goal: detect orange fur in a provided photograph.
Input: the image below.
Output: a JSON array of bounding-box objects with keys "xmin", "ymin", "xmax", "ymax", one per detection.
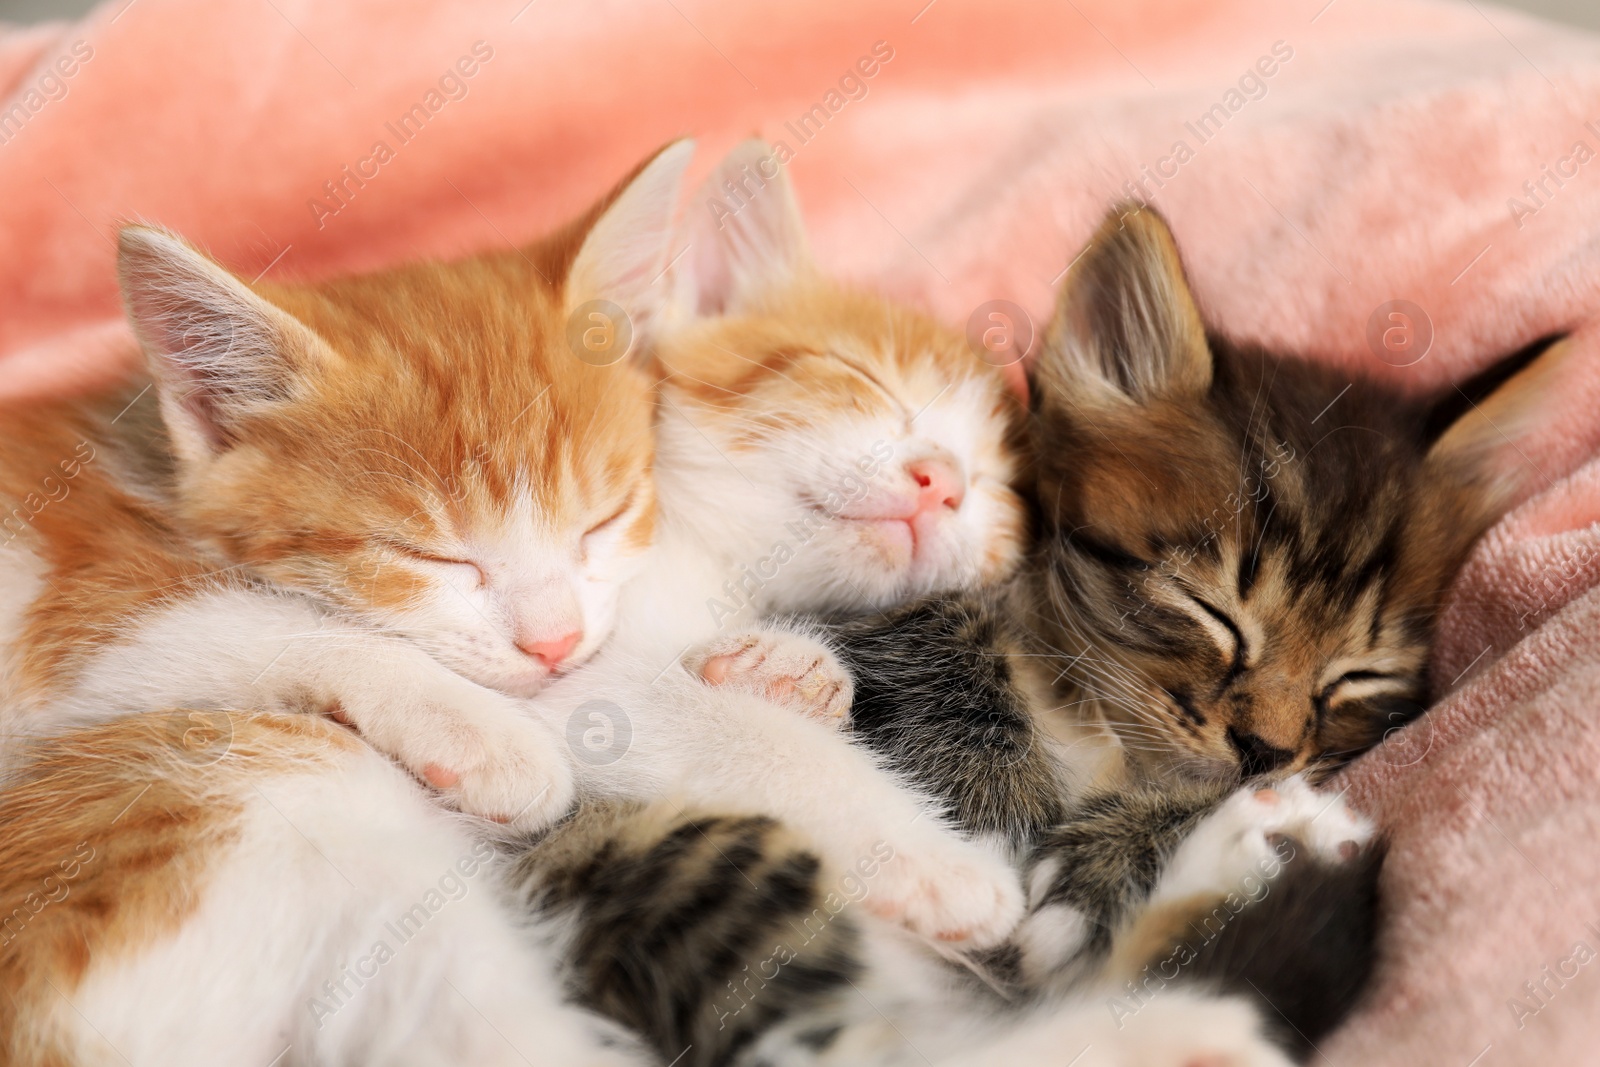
[
  {"xmin": 0, "ymin": 713, "xmax": 357, "ymax": 1066},
  {"xmin": 659, "ymin": 274, "xmax": 1027, "ymax": 584},
  {"xmin": 0, "ymin": 162, "xmax": 664, "ymax": 714}
]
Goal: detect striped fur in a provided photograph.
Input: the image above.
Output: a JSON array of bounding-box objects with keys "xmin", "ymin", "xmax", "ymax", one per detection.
[
  {"xmin": 1025, "ymin": 206, "xmax": 1564, "ymax": 783},
  {"xmin": 514, "ymin": 801, "xmax": 864, "ymax": 1067}
]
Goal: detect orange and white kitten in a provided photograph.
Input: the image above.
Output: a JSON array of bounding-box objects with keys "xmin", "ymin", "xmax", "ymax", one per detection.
[
  {"xmin": 523, "ymin": 140, "xmax": 1030, "ymax": 944},
  {"xmin": 1, "ymin": 713, "xmax": 652, "ymax": 1067},
  {"xmin": 0, "ymin": 144, "xmax": 692, "ymax": 830},
  {"xmin": 0, "ymin": 144, "xmax": 699, "ymax": 1067}
]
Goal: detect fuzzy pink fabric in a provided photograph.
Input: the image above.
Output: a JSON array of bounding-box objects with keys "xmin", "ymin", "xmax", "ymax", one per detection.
[{"xmin": 4, "ymin": 0, "xmax": 1599, "ymax": 1060}]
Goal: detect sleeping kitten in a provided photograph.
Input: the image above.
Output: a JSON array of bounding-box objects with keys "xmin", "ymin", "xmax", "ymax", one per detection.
[
  {"xmin": 0, "ymin": 143, "xmax": 705, "ymax": 1067},
  {"xmin": 511, "ymin": 139, "xmax": 1032, "ymax": 946},
  {"xmin": 0, "ymin": 143, "xmax": 693, "ymax": 830}
]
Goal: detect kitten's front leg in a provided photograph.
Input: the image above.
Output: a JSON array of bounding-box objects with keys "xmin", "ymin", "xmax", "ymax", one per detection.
[
  {"xmin": 685, "ymin": 623, "xmax": 854, "ymax": 727},
  {"xmin": 57, "ymin": 589, "xmax": 574, "ymax": 831},
  {"xmin": 301, "ymin": 648, "xmax": 575, "ymax": 832},
  {"xmin": 1146, "ymin": 775, "xmax": 1374, "ymax": 909},
  {"xmin": 608, "ymin": 675, "xmax": 1025, "ymax": 948}
]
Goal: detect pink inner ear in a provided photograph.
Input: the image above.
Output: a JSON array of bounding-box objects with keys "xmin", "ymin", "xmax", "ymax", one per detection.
[
  {"xmin": 1000, "ymin": 357, "xmax": 1029, "ymax": 408},
  {"xmin": 690, "ymin": 233, "xmax": 735, "ymax": 316}
]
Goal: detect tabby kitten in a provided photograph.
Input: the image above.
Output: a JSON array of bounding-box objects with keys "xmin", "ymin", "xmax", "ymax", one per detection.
[
  {"xmin": 1021, "ymin": 205, "xmax": 1561, "ymax": 784},
  {"xmin": 0, "ymin": 143, "xmax": 694, "ymax": 830}
]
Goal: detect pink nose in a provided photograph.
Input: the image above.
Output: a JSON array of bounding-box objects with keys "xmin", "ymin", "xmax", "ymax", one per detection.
[
  {"xmin": 518, "ymin": 630, "xmax": 582, "ymax": 668},
  {"xmin": 906, "ymin": 457, "xmax": 964, "ymax": 514}
]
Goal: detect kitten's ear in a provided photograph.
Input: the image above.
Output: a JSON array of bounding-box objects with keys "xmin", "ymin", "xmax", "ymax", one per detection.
[
  {"xmin": 1425, "ymin": 336, "xmax": 1574, "ymax": 510},
  {"xmin": 683, "ymin": 139, "xmax": 811, "ymax": 314},
  {"xmin": 118, "ymin": 225, "xmax": 332, "ymax": 462},
  {"xmin": 564, "ymin": 139, "xmax": 695, "ymax": 346},
  {"xmin": 1035, "ymin": 205, "xmax": 1212, "ymax": 411}
]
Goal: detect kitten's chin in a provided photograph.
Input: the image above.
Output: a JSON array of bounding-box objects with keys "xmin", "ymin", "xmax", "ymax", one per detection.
[
  {"xmin": 860, "ymin": 517, "xmax": 915, "ymax": 566},
  {"xmin": 845, "ymin": 511, "xmax": 962, "ymax": 574},
  {"xmin": 495, "ymin": 671, "xmax": 556, "ymax": 699}
]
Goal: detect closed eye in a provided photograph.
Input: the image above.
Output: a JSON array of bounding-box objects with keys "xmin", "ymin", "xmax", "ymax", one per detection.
[
  {"xmin": 1067, "ymin": 531, "xmax": 1151, "ymax": 570},
  {"xmin": 1190, "ymin": 596, "xmax": 1245, "ymax": 677},
  {"xmin": 584, "ymin": 489, "xmax": 640, "ymax": 539},
  {"xmin": 1324, "ymin": 669, "xmax": 1403, "ymax": 691},
  {"xmin": 386, "ymin": 544, "xmax": 486, "ymax": 589},
  {"xmin": 829, "ymin": 355, "xmax": 913, "ymax": 420},
  {"xmin": 1315, "ymin": 670, "xmax": 1408, "ymax": 712}
]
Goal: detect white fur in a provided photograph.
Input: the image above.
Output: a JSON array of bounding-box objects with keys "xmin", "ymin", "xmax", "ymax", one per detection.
[
  {"xmin": 1151, "ymin": 775, "xmax": 1374, "ymax": 909},
  {"xmin": 39, "ymin": 745, "xmax": 643, "ymax": 1067},
  {"xmin": 747, "ymin": 936, "xmax": 1290, "ymax": 1067},
  {"xmin": 684, "ymin": 622, "xmax": 855, "ymax": 726},
  {"xmin": 649, "ymin": 371, "xmax": 1018, "ymax": 616},
  {"xmin": 928, "ymin": 991, "xmax": 1293, "ymax": 1067},
  {"xmin": 43, "ymin": 589, "xmax": 574, "ymax": 829},
  {"xmin": 1012, "ymin": 902, "xmax": 1093, "ymax": 985}
]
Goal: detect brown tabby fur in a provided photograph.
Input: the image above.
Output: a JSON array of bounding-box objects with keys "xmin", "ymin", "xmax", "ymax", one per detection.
[{"xmin": 1023, "ymin": 205, "xmax": 1564, "ymax": 781}]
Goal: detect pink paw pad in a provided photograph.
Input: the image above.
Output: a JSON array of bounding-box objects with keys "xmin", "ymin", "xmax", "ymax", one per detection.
[{"xmin": 422, "ymin": 762, "xmax": 459, "ymax": 788}]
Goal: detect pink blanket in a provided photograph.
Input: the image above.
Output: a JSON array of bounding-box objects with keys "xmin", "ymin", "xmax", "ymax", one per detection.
[{"xmin": 4, "ymin": 0, "xmax": 1600, "ymax": 1060}]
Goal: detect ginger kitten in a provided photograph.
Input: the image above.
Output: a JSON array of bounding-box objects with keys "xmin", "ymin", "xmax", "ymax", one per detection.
[
  {"xmin": 521, "ymin": 139, "xmax": 1031, "ymax": 946},
  {"xmin": 0, "ymin": 142, "xmax": 703, "ymax": 1067},
  {"xmin": 0, "ymin": 143, "xmax": 693, "ymax": 829}
]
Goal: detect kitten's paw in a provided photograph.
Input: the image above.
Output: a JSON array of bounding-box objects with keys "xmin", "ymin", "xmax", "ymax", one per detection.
[
  {"xmin": 337, "ymin": 675, "xmax": 575, "ymax": 832},
  {"xmin": 1153, "ymin": 774, "xmax": 1373, "ymax": 906},
  {"xmin": 855, "ymin": 825, "xmax": 1024, "ymax": 949},
  {"xmin": 432, "ymin": 708, "xmax": 576, "ymax": 832},
  {"xmin": 686, "ymin": 628, "xmax": 853, "ymax": 727}
]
